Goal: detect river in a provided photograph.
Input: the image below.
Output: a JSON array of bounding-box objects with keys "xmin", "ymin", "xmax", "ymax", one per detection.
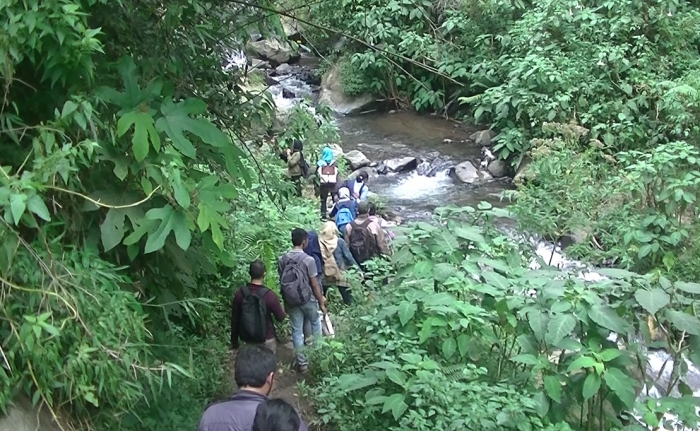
[{"xmin": 265, "ymin": 60, "xmax": 700, "ymax": 430}]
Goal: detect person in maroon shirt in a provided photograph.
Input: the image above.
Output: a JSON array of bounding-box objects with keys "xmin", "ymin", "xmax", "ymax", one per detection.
[{"xmin": 231, "ymin": 260, "xmax": 286, "ymax": 353}]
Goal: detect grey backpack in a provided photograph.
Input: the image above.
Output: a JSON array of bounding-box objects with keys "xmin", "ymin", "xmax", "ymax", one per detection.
[{"xmin": 280, "ymin": 253, "xmax": 312, "ymax": 306}]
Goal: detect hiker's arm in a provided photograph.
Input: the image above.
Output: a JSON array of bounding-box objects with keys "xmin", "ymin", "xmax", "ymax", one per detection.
[
  {"xmin": 359, "ymin": 186, "xmax": 368, "ymax": 201},
  {"xmin": 329, "ymin": 204, "xmax": 338, "ymax": 218},
  {"xmin": 230, "ymin": 292, "xmax": 241, "ymax": 349},
  {"xmin": 340, "ymin": 239, "xmax": 358, "ymax": 268},
  {"xmin": 287, "ymin": 152, "xmax": 300, "ymax": 167},
  {"xmin": 309, "ymin": 275, "xmax": 324, "ymax": 303},
  {"xmin": 344, "ymin": 223, "xmax": 352, "ymax": 238},
  {"xmin": 268, "ymin": 293, "xmax": 286, "ymax": 322},
  {"xmin": 375, "ymin": 226, "xmax": 390, "ymax": 255}
]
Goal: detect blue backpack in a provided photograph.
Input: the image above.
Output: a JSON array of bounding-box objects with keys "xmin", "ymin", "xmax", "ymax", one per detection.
[{"xmin": 335, "ymin": 207, "xmax": 354, "ymax": 235}]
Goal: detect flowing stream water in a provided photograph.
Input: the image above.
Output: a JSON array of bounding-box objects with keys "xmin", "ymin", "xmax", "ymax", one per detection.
[{"xmin": 265, "ymin": 61, "xmax": 700, "ymax": 430}]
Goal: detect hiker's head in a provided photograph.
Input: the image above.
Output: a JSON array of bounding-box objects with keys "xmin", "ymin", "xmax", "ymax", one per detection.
[
  {"xmin": 234, "ymin": 345, "xmax": 277, "ymax": 395},
  {"xmin": 249, "ymin": 259, "xmax": 266, "ymax": 281},
  {"xmin": 356, "ymin": 171, "xmax": 369, "ymax": 183},
  {"xmin": 368, "ymin": 202, "xmax": 377, "ymax": 216},
  {"xmin": 338, "ymin": 187, "xmax": 350, "ymax": 200},
  {"xmin": 319, "ymin": 221, "xmax": 338, "ymax": 241},
  {"xmin": 320, "ymin": 146, "xmax": 333, "ymax": 164},
  {"xmin": 291, "ymin": 228, "xmax": 308, "ymax": 248},
  {"xmin": 357, "ymin": 200, "xmax": 370, "ymax": 216},
  {"xmin": 292, "ymin": 140, "xmax": 303, "ymax": 152},
  {"xmin": 252, "ymin": 399, "xmax": 301, "ymax": 431}
]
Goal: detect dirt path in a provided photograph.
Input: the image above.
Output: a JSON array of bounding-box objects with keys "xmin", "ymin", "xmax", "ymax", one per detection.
[{"xmin": 227, "ymin": 341, "xmax": 320, "ymax": 430}]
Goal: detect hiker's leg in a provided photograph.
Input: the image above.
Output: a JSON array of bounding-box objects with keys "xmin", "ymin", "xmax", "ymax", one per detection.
[
  {"xmin": 294, "ymin": 176, "xmax": 302, "ymax": 197},
  {"xmin": 287, "ymin": 306, "xmax": 307, "ymax": 366},
  {"xmin": 319, "ymin": 184, "xmax": 331, "ymax": 217},
  {"xmin": 338, "ymin": 285, "xmax": 352, "ymax": 305},
  {"xmin": 303, "ymin": 318, "xmax": 311, "ymax": 344},
  {"xmin": 301, "ymin": 299, "xmax": 323, "ymax": 338}
]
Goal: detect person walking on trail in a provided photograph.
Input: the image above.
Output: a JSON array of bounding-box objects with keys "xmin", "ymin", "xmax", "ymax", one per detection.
[
  {"xmin": 253, "ymin": 399, "xmax": 303, "ymax": 431},
  {"xmin": 329, "ymin": 187, "xmax": 357, "ymax": 236},
  {"xmin": 316, "ymin": 146, "xmax": 338, "ymax": 218},
  {"xmin": 337, "ymin": 171, "xmax": 369, "ymax": 202},
  {"xmin": 318, "ymin": 221, "xmax": 361, "ymax": 305},
  {"xmin": 301, "ymin": 230, "xmax": 324, "ymax": 343},
  {"xmin": 197, "ymin": 345, "xmax": 309, "ymax": 431},
  {"xmin": 345, "ymin": 201, "xmax": 389, "ymax": 267},
  {"xmin": 283, "ymin": 140, "xmax": 309, "ymax": 197},
  {"xmin": 277, "ymin": 228, "xmax": 327, "ymax": 373},
  {"xmin": 368, "ymin": 202, "xmax": 395, "ymax": 241},
  {"xmin": 231, "ymin": 260, "xmax": 286, "ymax": 354}
]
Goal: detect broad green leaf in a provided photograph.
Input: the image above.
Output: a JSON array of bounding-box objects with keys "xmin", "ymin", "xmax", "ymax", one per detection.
[
  {"xmin": 442, "ymin": 337, "xmax": 457, "ymax": 359},
  {"xmin": 598, "ymin": 349, "xmax": 622, "ymax": 362},
  {"xmin": 603, "ymin": 368, "xmax": 637, "ymax": 408},
  {"xmin": 516, "ymin": 334, "xmax": 538, "ymax": 354},
  {"xmin": 588, "ymin": 305, "xmax": 631, "ymax": 334},
  {"xmin": 385, "ymin": 369, "xmax": 406, "ymax": 387},
  {"xmin": 510, "ymin": 354, "xmax": 539, "ymax": 365},
  {"xmin": 381, "ymin": 393, "xmax": 408, "ymax": 421},
  {"xmin": 117, "ymin": 111, "xmax": 160, "ymax": 162},
  {"xmin": 596, "ymin": 268, "xmax": 639, "ymax": 278},
  {"xmin": 453, "ymin": 226, "xmax": 486, "ymax": 244},
  {"xmin": 567, "ymin": 355, "xmax": 598, "ymax": 373},
  {"xmin": 674, "ymin": 281, "xmax": 700, "ymax": 295},
  {"xmin": 634, "ymin": 288, "xmax": 670, "ymax": 315},
  {"xmin": 528, "ymin": 310, "xmax": 549, "ymax": 342},
  {"xmin": 172, "ymin": 180, "xmax": 191, "ymax": 209},
  {"xmin": 483, "ymin": 271, "xmax": 510, "ymax": 289},
  {"xmin": 144, "ymin": 205, "xmax": 192, "ymax": 253},
  {"xmin": 397, "ymin": 301, "xmax": 416, "ymax": 326},
  {"xmin": 155, "ymin": 99, "xmax": 230, "ymax": 159},
  {"xmin": 543, "ymin": 375, "xmax": 561, "ymax": 403},
  {"xmin": 534, "ymin": 391, "xmax": 549, "ymax": 417},
  {"xmin": 61, "ymin": 100, "xmax": 79, "ymax": 118},
  {"xmin": 100, "ymin": 209, "xmax": 126, "ymax": 252},
  {"xmin": 582, "ymin": 373, "xmax": 601, "ymax": 400},
  {"xmin": 432, "ymin": 262, "xmax": 456, "ymax": 282},
  {"xmin": 456, "ymin": 334, "xmax": 470, "ymax": 357},
  {"xmin": 26, "ymin": 194, "xmax": 50, "ymax": 221},
  {"xmin": 9, "ymin": 193, "xmax": 27, "ymax": 225},
  {"xmin": 338, "ymin": 374, "xmax": 377, "ymax": 392},
  {"xmin": 545, "ymin": 313, "xmax": 577, "ymax": 345},
  {"xmin": 664, "ymin": 309, "xmax": 700, "ymax": 335}
]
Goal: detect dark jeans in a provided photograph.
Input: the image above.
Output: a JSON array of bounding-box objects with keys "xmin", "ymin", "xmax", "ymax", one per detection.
[
  {"xmin": 323, "ymin": 284, "xmax": 352, "ymax": 305},
  {"xmin": 319, "ymin": 183, "xmax": 335, "ymax": 217},
  {"xmin": 291, "ymin": 175, "xmax": 302, "ymax": 197}
]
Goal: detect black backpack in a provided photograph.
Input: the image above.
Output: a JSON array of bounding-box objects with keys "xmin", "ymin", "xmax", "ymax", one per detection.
[
  {"xmin": 239, "ymin": 285, "xmax": 269, "ymax": 343},
  {"xmin": 348, "ymin": 218, "xmax": 378, "ymax": 264},
  {"xmin": 279, "ymin": 253, "xmax": 313, "ymax": 306}
]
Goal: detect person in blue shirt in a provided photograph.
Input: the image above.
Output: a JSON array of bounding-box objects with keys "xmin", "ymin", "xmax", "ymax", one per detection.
[
  {"xmin": 336, "ymin": 171, "xmax": 369, "ymax": 202},
  {"xmin": 329, "ymin": 187, "xmax": 357, "ymax": 237}
]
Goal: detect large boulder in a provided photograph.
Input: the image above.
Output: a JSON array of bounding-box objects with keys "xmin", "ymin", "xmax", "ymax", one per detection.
[
  {"xmin": 470, "ymin": 130, "xmax": 497, "ymax": 147},
  {"xmin": 451, "ymin": 161, "xmax": 484, "ymax": 184},
  {"xmin": 318, "ymin": 64, "xmax": 375, "ymax": 115},
  {"xmin": 513, "ymin": 158, "xmax": 535, "ymax": 185},
  {"xmin": 344, "ymin": 150, "xmax": 371, "ymax": 170},
  {"xmin": 384, "ymin": 157, "xmax": 418, "ymax": 173},
  {"xmin": 487, "ymin": 159, "xmax": 509, "ymax": 178},
  {"xmin": 328, "ymin": 144, "xmax": 344, "ymax": 159},
  {"xmin": 247, "ymin": 39, "xmax": 297, "ymax": 66},
  {"xmin": 0, "ymin": 397, "xmax": 65, "ymax": 431},
  {"xmin": 281, "ymin": 16, "xmax": 303, "ymax": 39}
]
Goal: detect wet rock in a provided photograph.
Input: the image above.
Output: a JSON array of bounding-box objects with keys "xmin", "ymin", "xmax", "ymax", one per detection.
[
  {"xmin": 514, "ymin": 157, "xmax": 535, "ymax": 185},
  {"xmin": 487, "ymin": 159, "xmax": 509, "ymax": 178},
  {"xmin": 450, "ymin": 161, "xmax": 483, "ymax": 184},
  {"xmin": 250, "ymin": 59, "xmax": 270, "ymax": 69},
  {"xmin": 344, "ymin": 150, "xmax": 371, "ymax": 170},
  {"xmin": 0, "ymin": 396, "xmax": 65, "ymax": 431},
  {"xmin": 276, "ymin": 63, "xmax": 294, "ymax": 74},
  {"xmin": 247, "ymin": 39, "xmax": 297, "ymax": 66},
  {"xmin": 318, "ymin": 64, "xmax": 375, "ymax": 115},
  {"xmin": 376, "ymin": 163, "xmax": 389, "ymax": 175},
  {"xmin": 348, "ymin": 167, "xmax": 375, "ymax": 179},
  {"xmin": 264, "ymin": 75, "xmax": 279, "ymax": 87},
  {"xmin": 470, "ymin": 130, "xmax": 497, "ymax": 147},
  {"xmin": 384, "ymin": 157, "xmax": 418, "ymax": 173},
  {"xmin": 282, "ymin": 88, "xmax": 296, "ymax": 99},
  {"xmin": 281, "ymin": 16, "xmax": 303, "ymax": 39},
  {"xmin": 329, "ymin": 144, "xmax": 344, "ymax": 159},
  {"xmin": 416, "ymin": 161, "xmax": 431, "ymax": 176}
]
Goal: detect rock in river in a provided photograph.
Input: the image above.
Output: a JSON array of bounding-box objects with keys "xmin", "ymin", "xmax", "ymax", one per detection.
[
  {"xmin": 487, "ymin": 159, "xmax": 509, "ymax": 178},
  {"xmin": 344, "ymin": 150, "xmax": 371, "ymax": 170},
  {"xmin": 451, "ymin": 161, "xmax": 485, "ymax": 184},
  {"xmin": 470, "ymin": 130, "xmax": 497, "ymax": 147},
  {"xmin": 318, "ymin": 64, "xmax": 375, "ymax": 115},
  {"xmin": 384, "ymin": 157, "xmax": 418, "ymax": 173},
  {"xmin": 247, "ymin": 39, "xmax": 297, "ymax": 66}
]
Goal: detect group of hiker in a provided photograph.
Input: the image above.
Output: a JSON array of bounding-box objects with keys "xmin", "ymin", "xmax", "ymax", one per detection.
[{"xmin": 198, "ymin": 142, "xmax": 395, "ymax": 431}]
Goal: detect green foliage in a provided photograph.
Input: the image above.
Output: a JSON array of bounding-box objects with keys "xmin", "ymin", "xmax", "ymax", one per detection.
[{"xmin": 307, "ymin": 204, "xmax": 700, "ymax": 431}]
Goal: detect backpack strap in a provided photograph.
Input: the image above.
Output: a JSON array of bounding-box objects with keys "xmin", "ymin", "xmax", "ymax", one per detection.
[{"xmin": 240, "ymin": 285, "xmax": 251, "ymax": 298}]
